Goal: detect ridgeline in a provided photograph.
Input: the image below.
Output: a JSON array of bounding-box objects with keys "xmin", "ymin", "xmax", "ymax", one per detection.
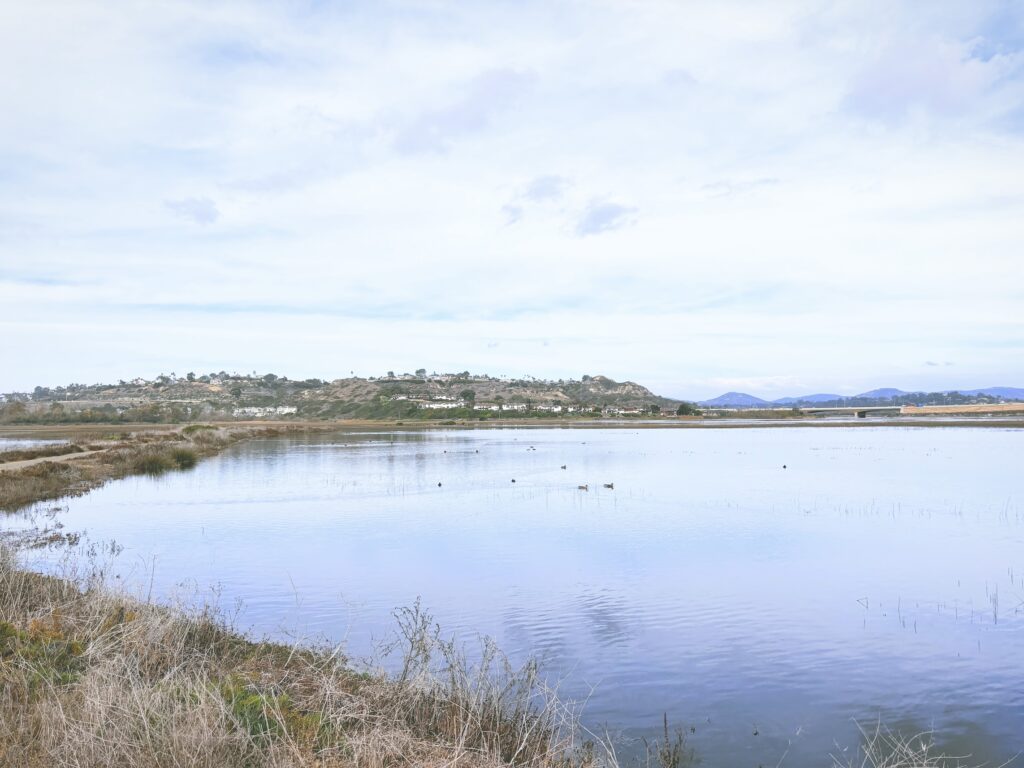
[{"xmin": 1, "ymin": 371, "xmax": 689, "ymax": 424}]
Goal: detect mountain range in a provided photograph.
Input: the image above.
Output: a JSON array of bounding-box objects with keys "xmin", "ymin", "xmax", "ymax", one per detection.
[{"xmin": 700, "ymin": 387, "xmax": 1024, "ymax": 408}]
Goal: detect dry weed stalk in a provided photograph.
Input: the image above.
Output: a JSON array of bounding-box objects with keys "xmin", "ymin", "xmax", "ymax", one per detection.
[{"xmin": 832, "ymin": 721, "xmax": 982, "ymax": 768}]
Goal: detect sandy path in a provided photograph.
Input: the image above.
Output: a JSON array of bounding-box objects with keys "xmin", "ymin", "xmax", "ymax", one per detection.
[{"xmin": 0, "ymin": 449, "xmax": 105, "ymax": 473}]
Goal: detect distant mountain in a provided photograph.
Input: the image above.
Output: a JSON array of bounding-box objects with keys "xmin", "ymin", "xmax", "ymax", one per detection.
[
  {"xmin": 700, "ymin": 385, "xmax": 1024, "ymax": 409},
  {"xmin": 699, "ymin": 392, "xmax": 770, "ymax": 407},
  {"xmin": 955, "ymin": 387, "xmax": 1024, "ymax": 400},
  {"xmin": 773, "ymin": 393, "xmax": 844, "ymax": 405},
  {"xmin": 854, "ymin": 388, "xmax": 908, "ymax": 399}
]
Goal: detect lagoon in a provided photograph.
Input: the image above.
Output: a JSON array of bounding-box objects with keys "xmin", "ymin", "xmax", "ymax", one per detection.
[{"xmin": 7, "ymin": 426, "xmax": 1023, "ymax": 765}]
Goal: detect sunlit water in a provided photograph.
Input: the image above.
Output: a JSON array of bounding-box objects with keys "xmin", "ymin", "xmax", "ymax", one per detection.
[
  {"xmin": 6, "ymin": 427, "xmax": 1024, "ymax": 765},
  {"xmin": 0, "ymin": 437, "xmax": 67, "ymax": 450}
]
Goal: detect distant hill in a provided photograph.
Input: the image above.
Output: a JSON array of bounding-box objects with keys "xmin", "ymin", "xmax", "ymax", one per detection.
[
  {"xmin": 1, "ymin": 370, "xmax": 683, "ymax": 423},
  {"xmin": 772, "ymin": 394, "xmax": 844, "ymax": 405},
  {"xmin": 699, "ymin": 392, "xmax": 770, "ymax": 407},
  {"xmin": 955, "ymin": 387, "xmax": 1024, "ymax": 399},
  {"xmin": 701, "ymin": 385, "xmax": 1024, "ymax": 409},
  {"xmin": 854, "ymin": 388, "xmax": 907, "ymax": 399}
]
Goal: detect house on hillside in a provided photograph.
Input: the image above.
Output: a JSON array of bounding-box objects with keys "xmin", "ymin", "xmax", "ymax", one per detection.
[{"xmin": 233, "ymin": 406, "xmax": 298, "ymax": 417}]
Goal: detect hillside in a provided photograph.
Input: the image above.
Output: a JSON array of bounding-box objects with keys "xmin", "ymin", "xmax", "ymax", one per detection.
[
  {"xmin": 699, "ymin": 392, "xmax": 770, "ymax": 407},
  {"xmin": 0, "ymin": 371, "xmax": 682, "ymax": 423}
]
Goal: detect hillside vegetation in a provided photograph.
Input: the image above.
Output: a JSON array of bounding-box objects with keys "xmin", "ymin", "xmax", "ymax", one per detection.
[{"xmin": 1, "ymin": 372, "xmax": 685, "ymax": 424}]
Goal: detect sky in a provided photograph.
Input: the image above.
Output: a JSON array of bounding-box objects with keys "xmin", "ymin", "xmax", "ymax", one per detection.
[{"xmin": 1, "ymin": 1, "xmax": 1023, "ymax": 401}]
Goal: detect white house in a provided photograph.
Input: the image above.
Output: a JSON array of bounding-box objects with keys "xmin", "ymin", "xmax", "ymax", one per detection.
[{"xmin": 233, "ymin": 406, "xmax": 298, "ymax": 417}]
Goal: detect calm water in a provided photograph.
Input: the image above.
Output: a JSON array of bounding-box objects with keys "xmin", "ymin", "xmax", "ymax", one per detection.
[
  {"xmin": 0, "ymin": 437, "xmax": 67, "ymax": 449},
  {"xmin": 7, "ymin": 427, "xmax": 1024, "ymax": 765}
]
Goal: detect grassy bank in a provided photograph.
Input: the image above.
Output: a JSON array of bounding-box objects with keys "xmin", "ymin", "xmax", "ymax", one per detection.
[
  {"xmin": 0, "ymin": 543, "xmax": 979, "ymax": 768},
  {"xmin": 0, "ymin": 544, "xmax": 598, "ymax": 768},
  {"xmin": 0, "ymin": 426, "xmax": 311, "ymax": 513}
]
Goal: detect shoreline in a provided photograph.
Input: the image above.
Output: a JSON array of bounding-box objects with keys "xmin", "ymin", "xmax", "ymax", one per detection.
[
  {"xmin": 0, "ymin": 425, "xmax": 331, "ymax": 512},
  {"xmin": 0, "ymin": 542, "xmax": 590, "ymax": 768},
  {"xmin": 2, "ymin": 414, "xmax": 1023, "ymax": 442}
]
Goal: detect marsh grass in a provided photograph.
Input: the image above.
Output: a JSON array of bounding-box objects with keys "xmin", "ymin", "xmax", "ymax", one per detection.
[
  {"xmin": 0, "ymin": 443, "xmax": 85, "ymax": 464},
  {"xmin": 0, "ymin": 543, "xmax": 598, "ymax": 768},
  {"xmin": 0, "ymin": 427, "xmax": 291, "ymax": 512}
]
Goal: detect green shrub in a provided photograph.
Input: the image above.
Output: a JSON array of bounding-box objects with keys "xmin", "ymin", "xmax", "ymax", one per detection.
[
  {"xmin": 181, "ymin": 424, "xmax": 215, "ymax": 436},
  {"xmin": 169, "ymin": 448, "xmax": 198, "ymax": 469},
  {"xmin": 133, "ymin": 455, "xmax": 174, "ymax": 475}
]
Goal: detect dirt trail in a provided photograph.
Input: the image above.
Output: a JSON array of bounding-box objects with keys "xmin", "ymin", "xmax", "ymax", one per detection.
[{"xmin": 0, "ymin": 449, "xmax": 105, "ymax": 473}]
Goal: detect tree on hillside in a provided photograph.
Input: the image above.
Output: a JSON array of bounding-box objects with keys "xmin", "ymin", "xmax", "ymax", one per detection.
[{"xmin": 460, "ymin": 389, "xmax": 476, "ymax": 405}]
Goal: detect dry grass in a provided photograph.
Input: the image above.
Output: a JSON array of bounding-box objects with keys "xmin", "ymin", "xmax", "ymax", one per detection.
[
  {"xmin": 831, "ymin": 722, "xmax": 985, "ymax": 768},
  {"xmin": 0, "ymin": 444, "xmax": 86, "ymax": 464},
  {"xmin": 0, "ymin": 544, "xmax": 599, "ymax": 768}
]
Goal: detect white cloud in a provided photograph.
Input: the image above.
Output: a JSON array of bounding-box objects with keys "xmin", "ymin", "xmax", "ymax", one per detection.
[{"xmin": 1, "ymin": 1, "xmax": 1023, "ymax": 397}]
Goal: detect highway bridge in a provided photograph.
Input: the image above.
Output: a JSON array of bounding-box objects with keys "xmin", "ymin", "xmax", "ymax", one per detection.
[{"xmin": 797, "ymin": 405, "xmax": 903, "ymax": 418}]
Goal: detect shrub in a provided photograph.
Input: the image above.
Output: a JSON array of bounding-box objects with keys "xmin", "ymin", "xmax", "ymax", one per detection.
[
  {"xmin": 182, "ymin": 424, "xmax": 216, "ymax": 436},
  {"xmin": 170, "ymin": 448, "xmax": 198, "ymax": 469},
  {"xmin": 132, "ymin": 454, "xmax": 174, "ymax": 475}
]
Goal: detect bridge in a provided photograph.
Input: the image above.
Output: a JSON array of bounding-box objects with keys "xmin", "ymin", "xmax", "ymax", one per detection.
[{"xmin": 797, "ymin": 405, "xmax": 903, "ymax": 419}]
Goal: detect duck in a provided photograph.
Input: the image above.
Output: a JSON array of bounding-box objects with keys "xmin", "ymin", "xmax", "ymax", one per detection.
[
  {"xmin": 603, "ymin": 482, "xmax": 614, "ymax": 489},
  {"xmin": 577, "ymin": 484, "xmax": 589, "ymax": 491}
]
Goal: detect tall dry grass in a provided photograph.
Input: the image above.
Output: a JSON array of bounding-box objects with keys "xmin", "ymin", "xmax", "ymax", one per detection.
[
  {"xmin": 0, "ymin": 543, "xmax": 600, "ymax": 768},
  {"xmin": 0, "ymin": 444, "xmax": 86, "ymax": 464},
  {"xmin": 831, "ymin": 722, "xmax": 985, "ymax": 768}
]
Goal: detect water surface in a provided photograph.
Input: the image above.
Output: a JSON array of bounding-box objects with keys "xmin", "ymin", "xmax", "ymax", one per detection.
[{"xmin": 7, "ymin": 427, "xmax": 1023, "ymax": 765}]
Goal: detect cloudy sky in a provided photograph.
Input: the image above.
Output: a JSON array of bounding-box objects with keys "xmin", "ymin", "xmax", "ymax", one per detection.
[{"xmin": 1, "ymin": 1, "xmax": 1023, "ymax": 399}]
